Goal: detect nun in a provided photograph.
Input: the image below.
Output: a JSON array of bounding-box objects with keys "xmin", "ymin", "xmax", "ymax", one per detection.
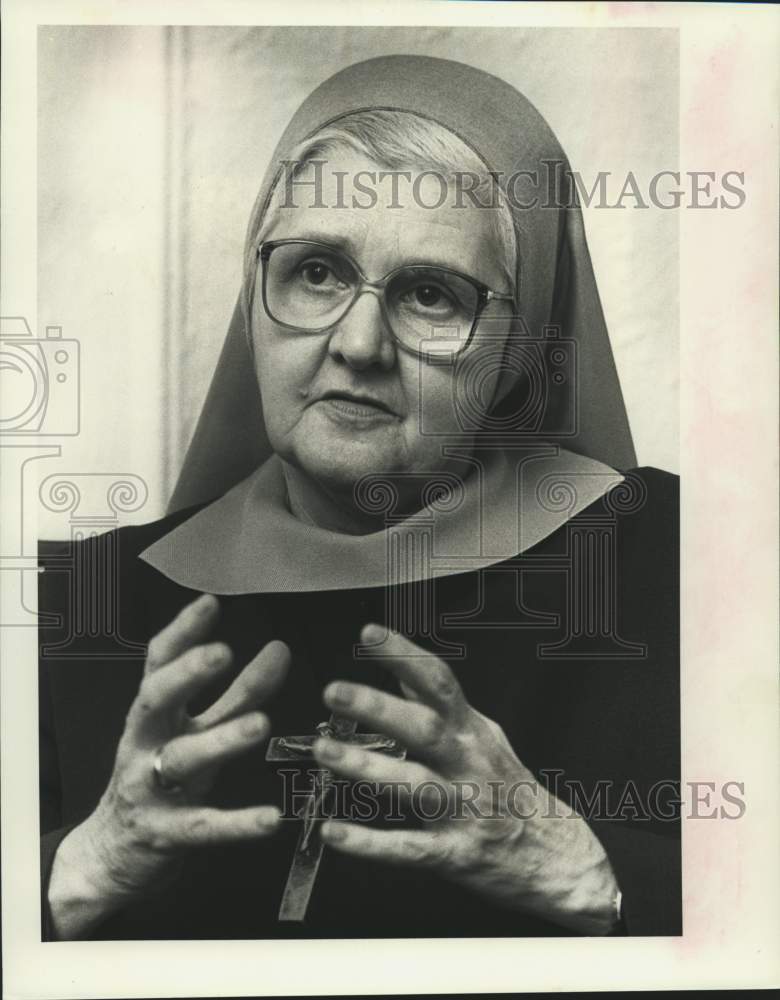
[{"xmin": 39, "ymin": 55, "xmax": 680, "ymax": 941}]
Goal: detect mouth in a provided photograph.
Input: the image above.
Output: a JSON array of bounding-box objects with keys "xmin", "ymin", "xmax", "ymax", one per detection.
[{"xmin": 318, "ymin": 391, "xmax": 397, "ymax": 418}]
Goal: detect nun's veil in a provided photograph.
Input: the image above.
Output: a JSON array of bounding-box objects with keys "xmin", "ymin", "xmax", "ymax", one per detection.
[{"xmin": 168, "ymin": 54, "xmax": 636, "ymax": 515}]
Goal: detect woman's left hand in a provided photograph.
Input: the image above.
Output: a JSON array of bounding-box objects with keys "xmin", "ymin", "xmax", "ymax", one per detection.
[{"xmin": 313, "ymin": 625, "xmax": 621, "ymax": 935}]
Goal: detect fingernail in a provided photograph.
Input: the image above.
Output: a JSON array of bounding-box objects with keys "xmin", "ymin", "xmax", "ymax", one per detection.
[
  {"xmin": 207, "ymin": 645, "xmax": 229, "ymax": 668},
  {"xmin": 322, "ymin": 821, "xmax": 346, "ymax": 842},
  {"xmin": 326, "ymin": 683, "xmax": 352, "ymax": 707},
  {"xmin": 243, "ymin": 713, "xmax": 267, "ymax": 737},
  {"xmin": 362, "ymin": 623, "xmax": 384, "ymax": 643},
  {"xmin": 258, "ymin": 809, "xmax": 280, "ymax": 830},
  {"xmin": 196, "ymin": 593, "xmax": 217, "ymax": 615}
]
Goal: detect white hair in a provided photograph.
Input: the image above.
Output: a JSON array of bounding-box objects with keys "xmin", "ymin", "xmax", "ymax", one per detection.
[{"xmin": 248, "ymin": 109, "xmax": 518, "ymax": 298}]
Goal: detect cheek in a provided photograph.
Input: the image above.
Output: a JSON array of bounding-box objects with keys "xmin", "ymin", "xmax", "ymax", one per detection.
[
  {"xmin": 253, "ymin": 327, "xmax": 320, "ymax": 438},
  {"xmin": 399, "ymin": 359, "xmax": 463, "ymax": 442},
  {"xmin": 400, "ymin": 349, "xmax": 503, "ymax": 453},
  {"xmin": 452, "ymin": 348, "xmax": 504, "ymax": 428}
]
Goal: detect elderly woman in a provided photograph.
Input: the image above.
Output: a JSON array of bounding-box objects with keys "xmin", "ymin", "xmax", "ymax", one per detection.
[{"xmin": 39, "ymin": 55, "xmax": 680, "ymax": 940}]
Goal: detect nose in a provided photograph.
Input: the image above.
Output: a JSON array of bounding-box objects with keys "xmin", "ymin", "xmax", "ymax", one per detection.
[{"xmin": 327, "ymin": 290, "xmax": 396, "ymax": 372}]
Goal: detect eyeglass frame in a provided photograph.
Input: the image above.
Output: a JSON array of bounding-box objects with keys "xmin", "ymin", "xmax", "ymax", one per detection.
[{"xmin": 254, "ymin": 238, "xmax": 516, "ymax": 360}]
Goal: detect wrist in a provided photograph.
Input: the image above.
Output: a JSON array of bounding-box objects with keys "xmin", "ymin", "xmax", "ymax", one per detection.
[
  {"xmin": 525, "ymin": 798, "xmax": 623, "ymax": 935},
  {"xmin": 47, "ymin": 821, "xmax": 132, "ymax": 939},
  {"xmin": 552, "ymin": 855, "xmax": 622, "ymax": 935}
]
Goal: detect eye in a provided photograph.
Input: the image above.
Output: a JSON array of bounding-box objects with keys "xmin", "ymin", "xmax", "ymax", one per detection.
[
  {"xmin": 294, "ymin": 257, "xmax": 352, "ymax": 294},
  {"xmin": 300, "ymin": 261, "xmax": 333, "ymax": 286},
  {"xmin": 402, "ymin": 281, "xmax": 457, "ymax": 312},
  {"xmin": 414, "ymin": 284, "xmax": 445, "ymax": 308}
]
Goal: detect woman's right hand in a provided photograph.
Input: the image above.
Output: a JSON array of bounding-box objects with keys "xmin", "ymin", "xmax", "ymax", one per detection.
[{"xmin": 47, "ymin": 593, "xmax": 290, "ymax": 939}]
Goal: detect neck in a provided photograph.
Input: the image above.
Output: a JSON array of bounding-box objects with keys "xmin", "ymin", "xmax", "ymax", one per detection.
[
  {"xmin": 281, "ymin": 457, "xmax": 476, "ymax": 535},
  {"xmin": 282, "ymin": 463, "xmax": 389, "ymax": 535}
]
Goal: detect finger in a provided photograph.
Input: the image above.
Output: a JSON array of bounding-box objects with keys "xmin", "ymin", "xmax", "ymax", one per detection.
[
  {"xmin": 158, "ymin": 711, "xmax": 270, "ymax": 786},
  {"xmin": 148, "ymin": 805, "xmax": 281, "ymax": 848},
  {"xmin": 322, "ymin": 681, "xmax": 447, "ymax": 760},
  {"xmin": 313, "ymin": 737, "xmax": 445, "ymax": 803},
  {"xmin": 360, "ymin": 624, "xmax": 468, "ymax": 721},
  {"xmin": 194, "ymin": 640, "xmax": 291, "ymax": 730},
  {"xmin": 321, "ymin": 821, "xmax": 447, "ymax": 869},
  {"xmin": 399, "ymin": 680, "xmax": 423, "ymax": 703},
  {"xmin": 131, "ymin": 642, "xmax": 233, "ymax": 731},
  {"xmin": 145, "ymin": 594, "xmax": 220, "ymax": 674}
]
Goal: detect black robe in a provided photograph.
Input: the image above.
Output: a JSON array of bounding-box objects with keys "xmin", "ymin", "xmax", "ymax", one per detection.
[{"xmin": 38, "ymin": 466, "xmax": 680, "ymax": 940}]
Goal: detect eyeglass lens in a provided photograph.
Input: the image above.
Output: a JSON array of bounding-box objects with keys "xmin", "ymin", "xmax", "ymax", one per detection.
[{"xmin": 264, "ymin": 242, "xmax": 480, "ymax": 354}]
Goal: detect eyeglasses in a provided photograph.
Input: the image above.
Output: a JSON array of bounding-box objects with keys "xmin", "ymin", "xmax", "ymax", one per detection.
[{"xmin": 256, "ymin": 239, "xmax": 514, "ymax": 359}]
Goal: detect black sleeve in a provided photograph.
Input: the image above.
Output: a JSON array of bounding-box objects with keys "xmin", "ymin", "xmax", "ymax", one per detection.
[
  {"xmin": 35, "ymin": 511, "xmax": 205, "ymax": 941},
  {"xmin": 558, "ymin": 467, "xmax": 681, "ymax": 937},
  {"xmin": 38, "ymin": 548, "xmax": 77, "ymax": 941},
  {"xmin": 590, "ymin": 820, "xmax": 682, "ymax": 935},
  {"xmin": 595, "ymin": 468, "xmax": 681, "ymax": 936}
]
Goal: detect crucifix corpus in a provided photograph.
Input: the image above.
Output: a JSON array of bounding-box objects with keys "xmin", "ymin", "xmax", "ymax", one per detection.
[{"xmin": 266, "ymin": 712, "xmax": 406, "ymax": 921}]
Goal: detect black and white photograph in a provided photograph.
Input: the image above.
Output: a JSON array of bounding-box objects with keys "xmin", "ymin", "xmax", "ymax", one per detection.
[{"xmin": 1, "ymin": 2, "xmax": 778, "ymax": 996}]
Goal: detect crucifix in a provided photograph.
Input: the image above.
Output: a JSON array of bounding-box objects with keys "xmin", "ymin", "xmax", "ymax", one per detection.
[{"xmin": 266, "ymin": 712, "xmax": 406, "ymax": 921}]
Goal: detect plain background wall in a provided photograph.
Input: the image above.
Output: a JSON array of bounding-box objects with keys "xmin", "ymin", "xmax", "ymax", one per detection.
[{"xmin": 37, "ymin": 25, "xmax": 678, "ymax": 538}]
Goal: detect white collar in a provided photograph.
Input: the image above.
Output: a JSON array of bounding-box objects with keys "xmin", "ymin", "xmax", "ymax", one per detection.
[{"xmin": 140, "ymin": 446, "xmax": 624, "ymax": 594}]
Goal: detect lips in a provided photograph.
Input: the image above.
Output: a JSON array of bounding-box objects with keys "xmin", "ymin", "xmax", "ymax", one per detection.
[{"xmin": 319, "ymin": 391, "xmax": 396, "ymax": 416}]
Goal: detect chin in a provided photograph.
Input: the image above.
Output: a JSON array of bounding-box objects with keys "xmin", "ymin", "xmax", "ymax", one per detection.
[{"xmin": 294, "ymin": 437, "xmax": 403, "ymax": 492}]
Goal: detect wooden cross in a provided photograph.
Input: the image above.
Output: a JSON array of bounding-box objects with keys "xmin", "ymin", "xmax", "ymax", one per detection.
[{"xmin": 266, "ymin": 713, "xmax": 406, "ymax": 921}]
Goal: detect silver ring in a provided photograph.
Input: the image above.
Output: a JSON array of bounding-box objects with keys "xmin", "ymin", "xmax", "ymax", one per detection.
[{"xmin": 152, "ymin": 747, "xmax": 183, "ymax": 794}]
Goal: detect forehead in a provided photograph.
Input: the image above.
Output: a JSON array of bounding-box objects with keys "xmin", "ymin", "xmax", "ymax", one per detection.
[{"xmin": 264, "ymin": 150, "xmax": 507, "ymax": 280}]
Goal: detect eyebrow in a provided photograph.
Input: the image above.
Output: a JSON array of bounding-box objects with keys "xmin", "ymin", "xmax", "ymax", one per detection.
[{"xmin": 277, "ymin": 229, "xmax": 501, "ymax": 286}]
